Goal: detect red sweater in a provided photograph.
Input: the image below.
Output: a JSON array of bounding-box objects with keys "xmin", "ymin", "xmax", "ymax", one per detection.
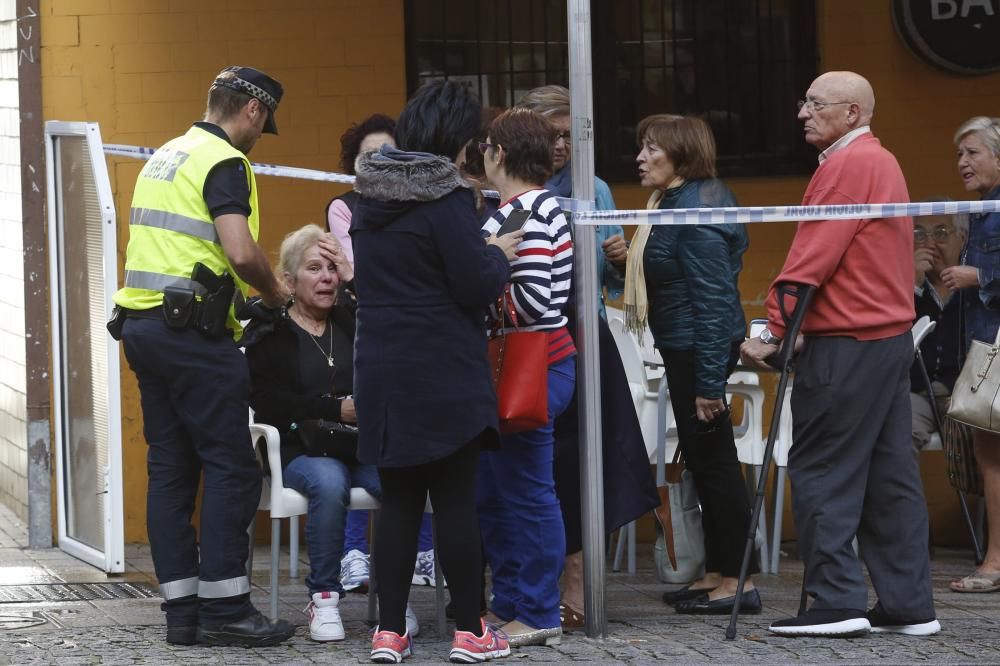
[{"xmin": 766, "ymin": 133, "xmax": 915, "ymax": 340}]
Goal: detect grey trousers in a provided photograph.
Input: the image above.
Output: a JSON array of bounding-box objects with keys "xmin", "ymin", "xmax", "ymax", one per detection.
[{"xmin": 788, "ymin": 333, "xmax": 935, "ymax": 616}]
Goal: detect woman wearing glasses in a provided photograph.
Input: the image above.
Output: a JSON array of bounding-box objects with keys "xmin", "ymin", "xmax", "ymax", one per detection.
[
  {"xmin": 477, "ymin": 108, "xmax": 575, "ymax": 647},
  {"xmin": 947, "ymin": 116, "xmax": 1000, "ymax": 594},
  {"xmin": 616, "ymin": 114, "xmax": 760, "ymax": 614}
]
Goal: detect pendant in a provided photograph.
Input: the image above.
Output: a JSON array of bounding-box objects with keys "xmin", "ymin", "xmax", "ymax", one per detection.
[{"xmin": 327, "ymin": 357, "xmax": 334, "ymax": 367}]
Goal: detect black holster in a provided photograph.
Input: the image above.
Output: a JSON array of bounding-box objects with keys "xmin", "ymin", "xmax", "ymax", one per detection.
[{"xmin": 191, "ymin": 262, "xmax": 235, "ymax": 338}]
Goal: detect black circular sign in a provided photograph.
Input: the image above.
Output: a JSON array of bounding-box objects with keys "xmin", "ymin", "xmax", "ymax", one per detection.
[{"xmin": 892, "ymin": 0, "xmax": 1000, "ymax": 75}]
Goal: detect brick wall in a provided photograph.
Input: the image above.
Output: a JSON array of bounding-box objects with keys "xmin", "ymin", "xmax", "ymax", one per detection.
[
  {"xmin": 39, "ymin": 0, "xmax": 407, "ymax": 541},
  {"xmin": 0, "ymin": 0, "xmax": 27, "ymax": 521}
]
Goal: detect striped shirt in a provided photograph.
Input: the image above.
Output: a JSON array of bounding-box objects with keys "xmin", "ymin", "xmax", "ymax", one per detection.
[{"xmin": 483, "ymin": 188, "xmax": 575, "ymax": 363}]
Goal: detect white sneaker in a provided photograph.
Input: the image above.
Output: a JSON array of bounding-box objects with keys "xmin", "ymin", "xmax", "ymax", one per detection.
[
  {"xmin": 412, "ymin": 549, "xmax": 445, "ymax": 587},
  {"xmin": 340, "ymin": 549, "xmax": 370, "ymax": 593},
  {"xmin": 306, "ymin": 591, "xmax": 345, "ymax": 641},
  {"xmin": 405, "ymin": 603, "xmax": 420, "ymax": 638}
]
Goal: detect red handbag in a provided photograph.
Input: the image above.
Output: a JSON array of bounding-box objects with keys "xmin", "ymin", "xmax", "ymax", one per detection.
[{"xmin": 488, "ymin": 288, "xmax": 549, "ymax": 434}]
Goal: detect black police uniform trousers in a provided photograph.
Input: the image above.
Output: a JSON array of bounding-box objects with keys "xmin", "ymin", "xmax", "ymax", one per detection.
[{"xmin": 121, "ymin": 317, "xmax": 261, "ymax": 627}]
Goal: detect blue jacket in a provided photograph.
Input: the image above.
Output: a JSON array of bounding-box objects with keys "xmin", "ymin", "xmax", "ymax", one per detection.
[
  {"xmin": 962, "ymin": 185, "xmax": 1000, "ymax": 345},
  {"xmin": 643, "ymin": 179, "xmax": 748, "ymax": 398},
  {"xmin": 350, "ymin": 147, "xmax": 510, "ymax": 467}
]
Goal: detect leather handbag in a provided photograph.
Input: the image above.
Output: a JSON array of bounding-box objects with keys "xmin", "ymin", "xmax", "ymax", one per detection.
[
  {"xmin": 294, "ymin": 418, "xmax": 359, "ymax": 464},
  {"xmin": 488, "ymin": 288, "xmax": 549, "ymax": 434},
  {"xmin": 652, "ymin": 448, "xmax": 706, "ymax": 584},
  {"xmin": 948, "ymin": 326, "xmax": 1000, "ymax": 433}
]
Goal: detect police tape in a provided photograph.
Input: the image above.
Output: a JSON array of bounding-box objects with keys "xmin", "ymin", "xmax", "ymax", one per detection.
[
  {"xmin": 104, "ymin": 143, "xmax": 996, "ymax": 223},
  {"xmin": 103, "ymin": 143, "xmax": 597, "ymax": 212}
]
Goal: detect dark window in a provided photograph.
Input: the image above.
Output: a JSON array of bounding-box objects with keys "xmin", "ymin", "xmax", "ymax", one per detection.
[{"xmin": 405, "ymin": 0, "xmax": 817, "ymax": 181}]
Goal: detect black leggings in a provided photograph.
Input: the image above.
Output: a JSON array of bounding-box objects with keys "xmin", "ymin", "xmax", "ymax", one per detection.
[
  {"xmin": 374, "ymin": 435, "xmax": 485, "ymax": 635},
  {"xmin": 660, "ymin": 342, "xmax": 759, "ymax": 577}
]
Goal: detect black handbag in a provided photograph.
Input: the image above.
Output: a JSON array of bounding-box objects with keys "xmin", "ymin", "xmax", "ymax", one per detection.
[{"xmin": 294, "ymin": 419, "xmax": 359, "ymax": 464}]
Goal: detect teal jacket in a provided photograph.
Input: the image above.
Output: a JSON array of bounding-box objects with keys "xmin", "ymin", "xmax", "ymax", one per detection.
[{"xmin": 643, "ymin": 179, "xmax": 748, "ymax": 399}]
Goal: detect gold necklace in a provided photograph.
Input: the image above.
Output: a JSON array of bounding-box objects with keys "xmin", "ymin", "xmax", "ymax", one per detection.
[{"xmin": 293, "ymin": 311, "xmax": 334, "ymax": 367}]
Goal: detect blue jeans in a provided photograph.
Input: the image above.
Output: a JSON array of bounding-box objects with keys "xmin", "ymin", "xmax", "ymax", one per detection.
[
  {"xmin": 477, "ymin": 356, "xmax": 576, "ymax": 629},
  {"xmin": 283, "ymin": 455, "xmax": 381, "ymax": 595},
  {"xmin": 345, "ymin": 511, "xmax": 433, "ymax": 554}
]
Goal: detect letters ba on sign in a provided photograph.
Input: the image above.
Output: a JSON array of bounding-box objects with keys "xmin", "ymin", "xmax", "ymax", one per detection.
[{"xmin": 892, "ymin": 0, "xmax": 1000, "ymax": 74}]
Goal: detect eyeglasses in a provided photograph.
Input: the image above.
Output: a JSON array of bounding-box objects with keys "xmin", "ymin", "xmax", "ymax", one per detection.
[
  {"xmin": 478, "ymin": 142, "xmax": 499, "ymax": 154},
  {"xmin": 555, "ymin": 131, "xmax": 571, "ymax": 144},
  {"xmin": 796, "ymin": 99, "xmax": 853, "ymax": 112},
  {"xmin": 914, "ymin": 226, "xmax": 954, "ymax": 244}
]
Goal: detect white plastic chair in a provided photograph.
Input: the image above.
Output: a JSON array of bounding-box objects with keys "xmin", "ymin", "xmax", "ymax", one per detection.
[{"xmin": 250, "ymin": 424, "xmax": 445, "ymax": 632}]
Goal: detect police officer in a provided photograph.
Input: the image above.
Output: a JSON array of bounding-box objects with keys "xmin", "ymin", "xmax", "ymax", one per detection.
[{"xmin": 112, "ymin": 66, "xmax": 293, "ymax": 646}]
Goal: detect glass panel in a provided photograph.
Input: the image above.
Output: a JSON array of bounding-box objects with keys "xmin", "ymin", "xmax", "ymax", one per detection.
[{"xmin": 57, "ymin": 135, "xmax": 108, "ymax": 552}]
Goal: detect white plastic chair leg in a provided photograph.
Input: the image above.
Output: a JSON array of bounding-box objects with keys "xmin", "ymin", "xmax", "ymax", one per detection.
[
  {"xmin": 270, "ymin": 518, "xmax": 281, "ymax": 621},
  {"xmin": 246, "ymin": 514, "xmax": 256, "ymax": 581},
  {"xmin": 627, "ymin": 521, "xmax": 636, "ymax": 575},
  {"xmin": 770, "ymin": 466, "xmax": 786, "ymax": 574},
  {"xmin": 753, "ymin": 465, "xmax": 770, "ymax": 575},
  {"xmin": 612, "ymin": 524, "xmax": 627, "ymax": 572},
  {"xmin": 289, "ymin": 516, "xmax": 300, "ymax": 579}
]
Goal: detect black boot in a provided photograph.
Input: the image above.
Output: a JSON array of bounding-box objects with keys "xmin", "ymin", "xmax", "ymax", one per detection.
[{"xmin": 196, "ymin": 610, "xmax": 295, "ymax": 647}]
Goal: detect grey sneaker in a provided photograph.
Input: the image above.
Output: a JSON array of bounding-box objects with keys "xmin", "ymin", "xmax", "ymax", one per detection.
[
  {"xmin": 411, "ymin": 549, "xmax": 442, "ymax": 587},
  {"xmin": 340, "ymin": 549, "xmax": 370, "ymax": 593}
]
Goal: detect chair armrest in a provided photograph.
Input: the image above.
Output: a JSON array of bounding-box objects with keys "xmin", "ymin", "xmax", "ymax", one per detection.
[{"xmin": 250, "ymin": 423, "xmax": 284, "ymax": 504}]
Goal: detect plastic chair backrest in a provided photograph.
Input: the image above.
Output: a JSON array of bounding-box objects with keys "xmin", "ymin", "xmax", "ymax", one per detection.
[
  {"xmin": 911, "ymin": 315, "xmax": 936, "ymax": 352},
  {"xmin": 609, "ymin": 317, "xmax": 648, "ymax": 391}
]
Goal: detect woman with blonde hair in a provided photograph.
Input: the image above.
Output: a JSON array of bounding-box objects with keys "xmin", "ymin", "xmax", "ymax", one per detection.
[{"xmin": 947, "ymin": 116, "xmax": 1000, "ymax": 594}]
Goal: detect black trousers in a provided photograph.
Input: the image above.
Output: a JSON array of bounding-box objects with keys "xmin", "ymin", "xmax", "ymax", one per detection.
[
  {"xmin": 121, "ymin": 317, "xmax": 260, "ymax": 626},
  {"xmin": 660, "ymin": 341, "xmax": 758, "ymax": 577},
  {"xmin": 374, "ymin": 436, "xmax": 486, "ymax": 635},
  {"xmin": 789, "ymin": 334, "xmax": 934, "ymax": 615}
]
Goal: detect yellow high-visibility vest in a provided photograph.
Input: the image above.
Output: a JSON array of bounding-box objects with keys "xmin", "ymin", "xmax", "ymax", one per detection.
[{"xmin": 113, "ymin": 125, "xmax": 259, "ymax": 337}]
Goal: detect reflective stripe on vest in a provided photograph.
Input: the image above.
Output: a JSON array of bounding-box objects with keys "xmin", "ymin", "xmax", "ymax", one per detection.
[
  {"xmin": 130, "ymin": 207, "xmax": 220, "ymax": 244},
  {"xmin": 113, "ymin": 126, "xmax": 259, "ymax": 337},
  {"xmin": 124, "ymin": 270, "xmax": 207, "ymax": 296}
]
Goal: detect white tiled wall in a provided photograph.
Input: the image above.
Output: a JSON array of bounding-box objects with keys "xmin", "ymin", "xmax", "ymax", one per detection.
[{"xmin": 0, "ymin": 0, "xmax": 27, "ymax": 521}]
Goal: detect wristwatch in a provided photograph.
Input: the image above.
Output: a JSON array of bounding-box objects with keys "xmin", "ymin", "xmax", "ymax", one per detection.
[{"xmin": 759, "ymin": 327, "xmax": 782, "ymax": 346}]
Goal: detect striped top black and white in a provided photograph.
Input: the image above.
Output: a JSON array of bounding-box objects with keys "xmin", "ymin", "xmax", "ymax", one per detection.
[{"xmin": 483, "ymin": 188, "xmax": 576, "ymax": 364}]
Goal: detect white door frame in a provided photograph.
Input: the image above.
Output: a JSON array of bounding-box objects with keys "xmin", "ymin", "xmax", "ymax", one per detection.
[{"xmin": 45, "ymin": 121, "xmax": 124, "ymax": 573}]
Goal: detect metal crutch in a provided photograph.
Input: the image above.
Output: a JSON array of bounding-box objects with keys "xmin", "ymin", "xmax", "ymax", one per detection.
[{"xmin": 726, "ymin": 282, "xmax": 816, "ymax": 640}]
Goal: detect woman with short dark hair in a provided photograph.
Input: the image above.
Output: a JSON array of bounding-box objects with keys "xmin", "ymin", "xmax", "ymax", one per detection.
[
  {"xmin": 351, "ymin": 79, "xmax": 519, "ymax": 664},
  {"xmin": 616, "ymin": 114, "xmax": 761, "ymax": 615},
  {"xmin": 477, "ymin": 108, "xmax": 575, "ymax": 647}
]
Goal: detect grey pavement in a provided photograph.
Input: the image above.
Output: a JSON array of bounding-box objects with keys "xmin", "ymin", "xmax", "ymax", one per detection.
[{"xmin": 1, "ymin": 502, "xmax": 999, "ymax": 664}]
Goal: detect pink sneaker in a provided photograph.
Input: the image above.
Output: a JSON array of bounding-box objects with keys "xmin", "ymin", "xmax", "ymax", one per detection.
[
  {"xmin": 449, "ymin": 619, "xmax": 511, "ymax": 663},
  {"xmin": 370, "ymin": 628, "xmax": 412, "ymax": 663}
]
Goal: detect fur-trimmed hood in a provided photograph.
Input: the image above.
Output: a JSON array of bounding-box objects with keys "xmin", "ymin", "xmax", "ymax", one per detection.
[{"xmin": 354, "ymin": 145, "xmax": 469, "ymax": 203}]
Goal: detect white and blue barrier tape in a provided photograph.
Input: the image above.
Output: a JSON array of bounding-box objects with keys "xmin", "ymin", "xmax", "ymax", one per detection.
[{"xmin": 104, "ymin": 143, "xmax": 999, "ymax": 224}]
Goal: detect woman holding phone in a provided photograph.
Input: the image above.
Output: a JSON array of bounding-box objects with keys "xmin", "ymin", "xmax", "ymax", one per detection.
[{"xmin": 476, "ymin": 108, "xmax": 575, "ymax": 647}]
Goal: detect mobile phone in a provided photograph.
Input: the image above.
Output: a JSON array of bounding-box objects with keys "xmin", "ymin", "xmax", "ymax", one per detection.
[
  {"xmin": 496, "ymin": 209, "xmax": 531, "ymax": 236},
  {"xmin": 749, "ymin": 318, "xmax": 767, "ymax": 340}
]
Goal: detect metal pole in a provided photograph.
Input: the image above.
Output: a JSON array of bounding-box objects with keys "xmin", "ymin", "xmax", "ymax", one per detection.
[{"xmin": 567, "ymin": 0, "xmax": 606, "ymax": 640}]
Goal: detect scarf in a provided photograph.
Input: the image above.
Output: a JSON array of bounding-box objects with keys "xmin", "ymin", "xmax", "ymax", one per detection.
[
  {"xmin": 623, "ymin": 189, "xmax": 664, "ymax": 335},
  {"xmin": 545, "ymin": 164, "xmax": 573, "ymax": 198}
]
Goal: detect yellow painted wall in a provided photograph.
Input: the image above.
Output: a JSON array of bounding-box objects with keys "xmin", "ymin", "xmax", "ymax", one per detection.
[
  {"xmin": 39, "ymin": 0, "xmax": 999, "ymax": 544},
  {"xmin": 40, "ymin": 0, "xmax": 407, "ymax": 542}
]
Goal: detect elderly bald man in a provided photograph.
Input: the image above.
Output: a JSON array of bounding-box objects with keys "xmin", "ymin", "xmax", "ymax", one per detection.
[{"xmin": 741, "ymin": 71, "xmax": 939, "ymax": 637}]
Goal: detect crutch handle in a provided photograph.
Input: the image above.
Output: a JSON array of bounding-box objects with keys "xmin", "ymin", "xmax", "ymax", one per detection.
[{"xmin": 765, "ymin": 282, "xmax": 818, "ymax": 370}]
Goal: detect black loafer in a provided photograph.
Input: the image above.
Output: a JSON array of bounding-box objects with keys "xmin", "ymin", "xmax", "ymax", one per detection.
[
  {"xmin": 675, "ymin": 588, "xmax": 762, "ymax": 615},
  {"xmin": 662, "ymin": 584, "xmax": 718, "ymax": 605},
  {"xmin": 196, "ymin": 610, "xmax": 295, "ymax": 647}
]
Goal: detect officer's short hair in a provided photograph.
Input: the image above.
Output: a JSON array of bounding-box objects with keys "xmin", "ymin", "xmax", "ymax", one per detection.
[{"xmin": 278, "ymin": 224, "xmax": 327, "ymax": 281}]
